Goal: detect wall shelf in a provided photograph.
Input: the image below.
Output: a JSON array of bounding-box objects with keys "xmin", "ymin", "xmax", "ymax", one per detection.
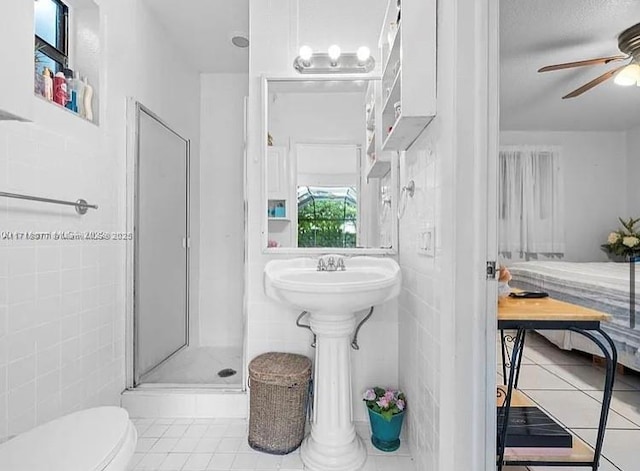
[
  {"xmin": 366, "ymin": 135, "xmax": 376, "ymax": 157},
  {"xmin": 381, "ymin": 23, "xmax": 401, "ymax": 85},
  {"xmin": 381, "ymin": 67, "xmax": 401, "ymax": 118},
  {"xmin": 382, "ymin": 114, "xmax": 436, "ymax": 150},
  {"xmin": 363, "ymin": 67, "xmax": 393, "ymax": 181},
  {"xmin": 367, "ymin": 160, "xmax": 391, "ymax": 180},
  {"xmin": 379, "ymin": 0, "xmax": 436, "ymax": 151}
]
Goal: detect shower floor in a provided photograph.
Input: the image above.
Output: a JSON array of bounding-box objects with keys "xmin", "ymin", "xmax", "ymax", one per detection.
[{"xmin": 138, "ymin": 346, "xmax": 243, "ymax": 387}]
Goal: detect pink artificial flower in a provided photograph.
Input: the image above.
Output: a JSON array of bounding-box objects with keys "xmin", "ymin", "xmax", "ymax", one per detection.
[
  {"xmin": 383, "ymin": 390, "xmax": 395, "ymax": 402},
  {"xmin": 377, "ymin": 397, "xmax": 390, "ymax": 409},
  {"xmin": 363, "ymin": 389, "xmax": 376, "ymax": 401},
  {"xmin": 397, "ymin": 399, "xmax": 405, "ymax": 411}
]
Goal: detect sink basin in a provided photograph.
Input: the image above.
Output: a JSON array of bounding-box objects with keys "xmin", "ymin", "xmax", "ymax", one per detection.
[
  {"xmin": 264, "ymin": 256, "xmax": 401, "ymax": 471},
  {"xmin": 264, "ymin": 256, "xmax": 401, "ymax": 312}
]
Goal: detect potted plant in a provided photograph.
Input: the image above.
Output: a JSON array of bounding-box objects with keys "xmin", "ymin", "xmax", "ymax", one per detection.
[
  {"xmin": 363, "ymin": 387, "xmax": 406, "ymax": 452},
  {"xmin": 601, "ymin": 217, "xmax": 640, "ymax": 262}
]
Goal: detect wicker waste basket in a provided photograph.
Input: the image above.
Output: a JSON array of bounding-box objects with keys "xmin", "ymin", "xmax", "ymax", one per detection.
[{"xmin": 248, "ymin": 352, "xmax": 312, "ymax": 454}]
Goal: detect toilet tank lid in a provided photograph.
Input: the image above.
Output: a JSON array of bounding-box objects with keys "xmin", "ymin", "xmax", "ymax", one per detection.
[{"xmin": 0, "ymin": 407, "xmax": 132, "ymax": 471}]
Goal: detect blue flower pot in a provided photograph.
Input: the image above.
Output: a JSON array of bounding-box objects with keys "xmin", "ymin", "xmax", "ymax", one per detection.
[{"xmin": 367, "ymin": 408, "xmax": 405, "ymax": 452}]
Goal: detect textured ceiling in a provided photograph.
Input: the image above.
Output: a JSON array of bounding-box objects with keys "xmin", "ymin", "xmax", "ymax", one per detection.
[
  {"xmin": 501, "ymin": 0, "xmax": 640, "ymax": 131},
  {"xmin": 141, "ymin": 0, "xmax": 249, "ymax": 73}
]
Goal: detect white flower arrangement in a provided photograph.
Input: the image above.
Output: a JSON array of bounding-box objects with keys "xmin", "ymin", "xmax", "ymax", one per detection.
[{"xmin": 602, "ymin": 217, "xmax": 640, "ymax": 259}]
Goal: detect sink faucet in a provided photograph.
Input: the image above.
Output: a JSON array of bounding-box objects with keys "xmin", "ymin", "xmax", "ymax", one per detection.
[
  {"xmin": 317, "ymin": 255, "xmax": 346, "ymax": 272},
  {"xmin": 326, "ymin": 256, "xmax": 336, "ymax": 271}
]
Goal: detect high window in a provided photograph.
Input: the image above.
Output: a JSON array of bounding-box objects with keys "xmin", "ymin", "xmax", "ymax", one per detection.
[{"xmin": 34, "ymin": 0, "xmax": 69, "ymax": 74}]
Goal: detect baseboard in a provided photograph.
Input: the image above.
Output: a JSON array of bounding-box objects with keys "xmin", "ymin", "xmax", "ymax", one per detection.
[{"xmin": 121, "ymin": 389, "xmax": 248, "ymax": 419}]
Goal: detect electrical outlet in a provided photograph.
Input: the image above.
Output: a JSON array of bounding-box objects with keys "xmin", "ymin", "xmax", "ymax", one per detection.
[{"xmin": 417, "ymin": 227, "xmax": 435, "ymax": 256}]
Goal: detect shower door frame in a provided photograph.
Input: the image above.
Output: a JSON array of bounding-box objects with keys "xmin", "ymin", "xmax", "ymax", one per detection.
[{"xmin": 125, "ymin": 99, "xmax": 191, "ymax": 389}]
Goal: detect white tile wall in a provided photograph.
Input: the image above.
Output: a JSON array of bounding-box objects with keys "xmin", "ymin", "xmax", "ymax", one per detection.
[
  {"xmin": 397, "ymin": 143, "xmax": 443, "ymax": 471},
  {"xmin": 0, "ymin": 120, "xmax": 125, "ymax": 442},
  {"xmin": 392, "ymin": 0, "xmax": 492, "ymax": 467}
]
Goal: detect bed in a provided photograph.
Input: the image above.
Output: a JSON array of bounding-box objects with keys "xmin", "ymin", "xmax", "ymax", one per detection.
[{"xmin": 508, "ymin": 261, "xmax": 640, "ymax": 372}]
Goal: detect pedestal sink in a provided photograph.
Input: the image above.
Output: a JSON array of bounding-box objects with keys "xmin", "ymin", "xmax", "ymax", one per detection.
[{"xmin": 264, "ymin": 256, "xmax": 401, "ymax": 471}]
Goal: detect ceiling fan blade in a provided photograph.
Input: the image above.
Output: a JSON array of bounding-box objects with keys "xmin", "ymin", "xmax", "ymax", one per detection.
[
  {"xmin": 562, "ymin": 65, "xmax": 628, "ymax": 99},
  {"xmin": 538, "ymin": 55, "xmax": 628, "ymax": 73}
]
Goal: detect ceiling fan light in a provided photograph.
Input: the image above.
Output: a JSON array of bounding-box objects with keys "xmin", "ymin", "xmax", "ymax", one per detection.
[{"xmin": 614, "ymin": 63, "xmax": 640, "ymax": 86}]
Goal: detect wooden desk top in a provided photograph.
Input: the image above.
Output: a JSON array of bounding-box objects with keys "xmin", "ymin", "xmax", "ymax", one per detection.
[{"xmin": 498, "ymin": 292, "xmax": 611, "ymax": 323}]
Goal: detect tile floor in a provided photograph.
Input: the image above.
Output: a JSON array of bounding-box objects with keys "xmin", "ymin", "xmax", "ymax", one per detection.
[
  {"xmin": 501, "ymin": 332, "xmax": 640, "ymax": 471},
  {"xmin": 128, "ymin": 418, "xmax": 416, "ymax": 471},
  {"xmin": 128, "ymin": 331, "xmax": 640, "ymax": 470},
  {"xmin": 139, "ymin": 347, "xmax": 243, "ymax": 386}
]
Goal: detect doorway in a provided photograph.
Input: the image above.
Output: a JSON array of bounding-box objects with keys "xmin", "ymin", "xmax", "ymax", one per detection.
[{"xmin": 133, "ymin": 104, "xmax": 190, "ymax": 387}]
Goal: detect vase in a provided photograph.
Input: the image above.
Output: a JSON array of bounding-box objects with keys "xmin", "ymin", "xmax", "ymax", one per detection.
[{"xmin": 367, "ymin": 408, "xmax": 405, "ymax": 452}]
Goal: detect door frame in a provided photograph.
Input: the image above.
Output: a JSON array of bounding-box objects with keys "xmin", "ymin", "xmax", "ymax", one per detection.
[
  {"xmin": 125, "ymin": 99, "xmax": 191, "ymax": 389},
  {"xmin": 484, "ymin": 0, "xmax": 500, "ymax": 467},
  {"xmin": 479, "ymin": 0, "xmax": 500, "ymax": 471}
]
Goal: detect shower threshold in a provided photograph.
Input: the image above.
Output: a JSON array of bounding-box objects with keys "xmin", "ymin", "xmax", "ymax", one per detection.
[{"xmin": 137, "ymin": 346, "xmax": 243, "ymax": 387}]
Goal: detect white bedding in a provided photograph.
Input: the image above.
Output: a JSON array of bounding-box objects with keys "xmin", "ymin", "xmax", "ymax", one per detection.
[
  {"xmin": 509, "ymin": 261, "xmax": 640, "ymax": 295},
  {"xmin": 508, "ymin": 261, "xmax": 640, "ymax": 372}
]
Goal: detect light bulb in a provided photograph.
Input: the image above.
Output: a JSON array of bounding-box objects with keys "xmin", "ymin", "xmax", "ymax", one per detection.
[
  {"xmin": 299, "ymin": 45, "xmax": 313, "ymax": 62},
  {"xmin": 328, "ymin": 45, "xmax": 341, "ymax": 62},
  {"xmin": 357, "ymin": 46, "xmax": 371, "ymax": 63},
  {"xmin": 614, "ymin": 63, "xmax": 640, "ymax": 86}
]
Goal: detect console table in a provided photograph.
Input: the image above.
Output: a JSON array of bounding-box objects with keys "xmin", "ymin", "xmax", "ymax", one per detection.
[{"xmin": 497, "ymin": 294, "xmax": 616, "ymax": 470}]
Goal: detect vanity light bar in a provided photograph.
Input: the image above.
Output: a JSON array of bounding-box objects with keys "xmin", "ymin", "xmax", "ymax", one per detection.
[{"xmin": 294, "ymin": 47, "xmax": 375, "ymax": 74}]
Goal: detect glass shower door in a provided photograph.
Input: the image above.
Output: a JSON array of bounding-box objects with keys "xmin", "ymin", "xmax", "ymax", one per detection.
[{"xmin": 134, "ymin": 104, "xmax": 189, "ymax": 385}]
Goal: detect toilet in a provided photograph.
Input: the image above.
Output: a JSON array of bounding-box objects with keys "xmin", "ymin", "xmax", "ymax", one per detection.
[{"xmin": 0, "ymin": 407, "xmax": 137, "ymax": 471}]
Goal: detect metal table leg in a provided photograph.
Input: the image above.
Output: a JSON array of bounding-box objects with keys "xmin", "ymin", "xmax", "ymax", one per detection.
[
  {"xmin": 569, "ymin": 328, "xmax": 617, "ymax": 471},
  {"xmin": 514, "ymin": 330, "xmax": 526, "ymax": 389},
  {"xmin": 497, "ymin": 328, "xmax": 526, "ymax": 470},
  {"xmin": 500, "ymin": 329, "xmax": 507, "ymax": 380},
  {"xmin": 500, "ymin": 330, "xmax": 526, "ymax": 387}
]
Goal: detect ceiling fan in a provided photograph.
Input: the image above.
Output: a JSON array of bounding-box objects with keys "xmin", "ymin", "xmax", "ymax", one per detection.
[{"xmin": 538, "ymin": 22, "xmax": 640, "ymax": 99}]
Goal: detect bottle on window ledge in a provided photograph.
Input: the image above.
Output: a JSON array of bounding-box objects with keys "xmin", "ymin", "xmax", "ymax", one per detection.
[
  {"xmin": 42, "ymin": 68, "xmax": 54, "ymax": 101},
  {"xmin": 81, "ymin": 77, "xmax": 94, "ymax": 122},
  {"xmin": 53, "ymin": 72, "xmax": 68, "ymax": 107},
  {"xmin": 63, "ymin": 68, "xmax": 77, "ymax": 113}
]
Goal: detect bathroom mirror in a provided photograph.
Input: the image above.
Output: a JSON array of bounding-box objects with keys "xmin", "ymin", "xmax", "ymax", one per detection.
[{"xmin": 263, "ymin": 77, "xmax": 398, "ymax": 253}]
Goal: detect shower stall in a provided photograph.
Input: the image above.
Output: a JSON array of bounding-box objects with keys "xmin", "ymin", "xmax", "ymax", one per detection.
[{"xmin": 129, "ymin": 102, "xmax": 242, "ymax": 389}]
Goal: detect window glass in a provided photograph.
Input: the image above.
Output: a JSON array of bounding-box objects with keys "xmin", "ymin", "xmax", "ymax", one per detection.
[
  {"xmin": 34, "ymin": 0, "xmax": 62, "ymax": 48},
  {"xmin": 34, "ymin": 0, "xmax": 68, "ymax": 80},
  {"xmin": 297, "ymin": 186, "xmax": 358, "ymax": 248},
  {"xmin": 35, "ymin": 54, "xmax": 62, "ymax": 75}
]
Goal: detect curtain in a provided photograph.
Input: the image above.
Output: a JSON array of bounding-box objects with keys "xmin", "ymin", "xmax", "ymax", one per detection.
[{"xmin": 499, "ymin": 146, "xmax": 565, "ymax": 256}]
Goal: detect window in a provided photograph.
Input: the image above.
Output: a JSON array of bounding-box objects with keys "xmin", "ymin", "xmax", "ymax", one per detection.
[
  {"xmin": 499, "ymin": 146, "xmax": 565, "ymax": 256},
  {"xmin": 34, "ymin": 0, "xmax": 69, "ymax": 74},
  {"xmin": 297, "ymin": 187, "xmax": 358, "ymax": 248}
]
